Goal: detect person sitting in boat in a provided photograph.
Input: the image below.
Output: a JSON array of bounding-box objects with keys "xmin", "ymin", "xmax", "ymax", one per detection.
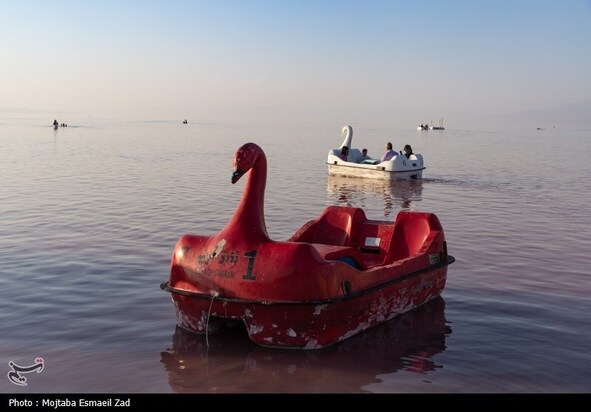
[
  {"xmin": 401, "ymin": 144, "xmax": 414, "ymax": 159},
  {"xmin": 361, "ymin": 148, "xmax": 378, "ymax": 164},
  {"xmin": 53, "ymin": 119, "xmax": 58, "ymax": 127},
  {"xmin": 361, "ymin": 148, "xmax": 369, "ymax": 160},
  {"xmin": 380, "ymin": 142, "xmax": 397, "ymax": 162},
  {"xmin": 340, "ymin": 146, "xmax": 349, "ymax": 161}
]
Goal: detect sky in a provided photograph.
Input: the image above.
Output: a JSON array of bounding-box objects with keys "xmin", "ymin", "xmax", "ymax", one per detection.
[{"xmin": 1, "ymin": 0, "xmax": 590, "ymax": 128}]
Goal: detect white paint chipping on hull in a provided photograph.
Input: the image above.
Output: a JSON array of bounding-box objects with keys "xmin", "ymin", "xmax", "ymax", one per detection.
[
  {"xmin": 313, "ymin": 304, "xmax": 328, "ymax": 315},
  {"xmin": 248, "ymin": 322, "xmax": 264, "ymax": 335}
]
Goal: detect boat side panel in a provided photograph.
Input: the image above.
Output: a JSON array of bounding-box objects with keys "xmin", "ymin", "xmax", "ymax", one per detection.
[
  {"xmin": 327, "ymin": 163, "xmax": 424, "ymax": 180},
  {"xmin": 168, "ymin": 265, "xmax": 448, "ymax": 349}
]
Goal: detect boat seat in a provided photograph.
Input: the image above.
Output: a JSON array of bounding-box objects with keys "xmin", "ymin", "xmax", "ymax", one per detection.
[
  {"xmin": 353, "ymin": 212, "xmax": 439, "ymax": 267},
  {"xmin": 347, "ymin": 148, "xmax": 363, "ymax": 163},
  {"xmin": 380, "ymin": 211, "xmax": 437, "ymax": 264},
  {"xmin": 355, "ymin": 221, "xmax": 396, "ymax": 267},
  {"xmin": 289, "ymin": 206, "xmax": 367, "ymax": 247}
]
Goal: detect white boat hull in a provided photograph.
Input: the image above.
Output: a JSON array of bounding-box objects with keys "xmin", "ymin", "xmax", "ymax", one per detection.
[{"xmin": 327, "ymin": 156, "xmax": 424, "ymax": 180}]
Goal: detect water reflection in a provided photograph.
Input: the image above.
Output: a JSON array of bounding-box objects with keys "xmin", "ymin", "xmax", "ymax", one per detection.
[
  {"xmin": 160, "ymin": 297, "xmax": 450, "ymax": 393},
  {"xmin": 326, "ymin": 175, "xmax": 423, "ymax": 217}
]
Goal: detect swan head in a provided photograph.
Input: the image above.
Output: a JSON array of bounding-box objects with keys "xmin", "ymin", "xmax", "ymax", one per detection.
[
  {"xmin": 342, "ymin": 125, "xmax": 352, "ymax": 139},
  {"xmin": 231, "ymin": 142, "xmax": 263, "ymax": 184}
]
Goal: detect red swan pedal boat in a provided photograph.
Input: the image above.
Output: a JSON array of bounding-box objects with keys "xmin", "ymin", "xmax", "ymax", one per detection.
[{"xmin": 161, "ymin": 142, "xmax": 455, "ymax": 349}]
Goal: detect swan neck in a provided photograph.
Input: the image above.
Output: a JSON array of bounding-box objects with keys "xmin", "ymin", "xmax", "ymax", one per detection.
[
  {"xmin": 233, "ymin": 155, "xmax": 269, "ymax": 240},
  {"xmin": 340, "ymin": 126, "xmax": 353, "ymax": 149}
]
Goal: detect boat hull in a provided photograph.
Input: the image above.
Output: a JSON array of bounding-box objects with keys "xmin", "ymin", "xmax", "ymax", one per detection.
[
  {"xmin": 163, "ymin": 204, "xmax": 453, "ymax": 350},
  {"xmin": 327, "ymin": 162, "xmax": 424, "ymax": 180},
  {"xmin": 161, "ymin": 257, "xmax": 451, "ymax": 349}
]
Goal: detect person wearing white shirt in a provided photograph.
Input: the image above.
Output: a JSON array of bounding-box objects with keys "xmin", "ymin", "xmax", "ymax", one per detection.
[{"xmin": 380, "ymin": 142, "xmax": 396, "ymax": 162}]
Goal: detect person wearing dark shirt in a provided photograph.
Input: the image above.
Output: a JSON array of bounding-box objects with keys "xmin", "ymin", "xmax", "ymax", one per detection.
[
  {"xmin": 401, "ymin": 144, "xmax": 414, "ymax": 159},
  {"xmin": 340, "ymin": 146, "xmax": 349, "ymax": 161}
]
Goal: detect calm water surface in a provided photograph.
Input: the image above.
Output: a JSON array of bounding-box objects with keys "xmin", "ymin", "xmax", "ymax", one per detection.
[{"xmin": 1, "ymin": 117, "xmax": 590, "ymax": 393}]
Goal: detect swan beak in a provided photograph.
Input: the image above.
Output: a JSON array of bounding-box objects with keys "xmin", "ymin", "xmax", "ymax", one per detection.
[{"xmin": 231, "ymin": 169, "xmax": 245, "ymax": 184}]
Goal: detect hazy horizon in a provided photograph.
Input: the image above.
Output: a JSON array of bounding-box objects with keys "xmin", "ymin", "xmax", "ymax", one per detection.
[{"xmin": 2, "ymin": 1, "xmax": 590, "ymax": 129}]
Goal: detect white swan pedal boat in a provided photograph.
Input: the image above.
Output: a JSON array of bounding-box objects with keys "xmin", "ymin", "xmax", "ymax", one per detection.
[{"xmin": 327, "ymin": 126, "xmax": 425, "ymax": 180}]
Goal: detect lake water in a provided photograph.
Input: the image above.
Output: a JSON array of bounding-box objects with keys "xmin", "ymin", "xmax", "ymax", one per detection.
[{"xmin": 1, "ymin": 116, "xmax": 590, "ymax": 394}]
